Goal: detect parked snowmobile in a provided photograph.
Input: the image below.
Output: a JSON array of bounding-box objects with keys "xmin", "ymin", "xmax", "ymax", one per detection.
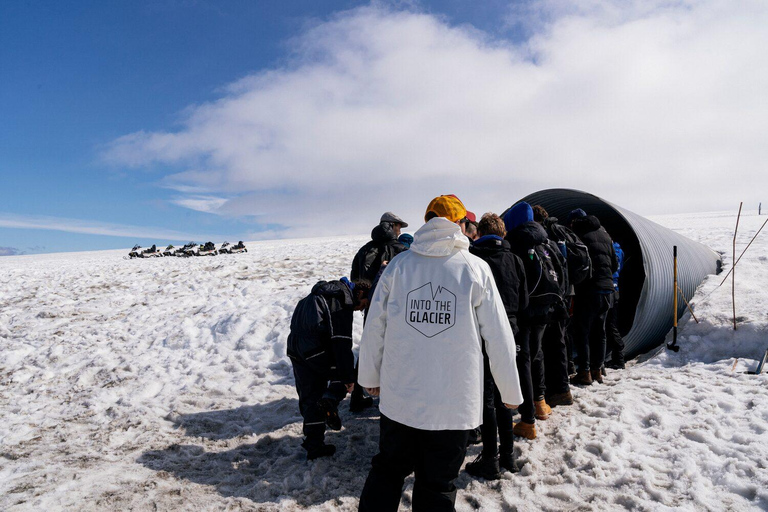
[
  {"xmin": 178, "ymin": 242, "xmax": 198, "ymax": 257},
  {"xmin": 197, "ymin": 241, "xmax": 217, "ymax": 256},
  {"xmin": 229, "ymin": 241, "xmax": 247, "ymax": 254},
  {"xmin": 218, "ymin": 242, "xmax": 232, "ymax": 254},
  {"xmin": 162, "ymin": 244, "xmax": 176, "ymax": 257},
  {"xmin": 128, "ymin": 245, "xmax": 143, "ymax": 258},
  {"xmin": 140, "ymin": 244, "xmax": 163, "ymax": 258}
]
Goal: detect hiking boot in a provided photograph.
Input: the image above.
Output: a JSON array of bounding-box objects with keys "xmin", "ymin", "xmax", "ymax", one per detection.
[
  {"xmin": 606, "ymin": 360, "xmax": 625, "ymax": 370},
  {"xmin": 467, "ymin": 427, "xmax": 482, "ymax": 445},
  {"xmin": 547, "ymin": 391, "xmax": 574, "ymax": 407},
  {"xmin": 590, "ymin": 369, "xmax": 604, "ymax": 384},
  {"xmin": 534, "ymin": 399, "xmax": 552, "ymax": 420},
  {"xmin": 499, "ymin": 453, "xmax": 521, "ymax": 473},
  {"xmin": 513, "ymin": 421, "xmax": 537, "ymax": 440},
  {"xmin": 349, "ymin": 395, "xmax": 374, "ymax": 413},
  {"xmin": 465, "ymin": 454, "xmax": 501, "ymax": 480},
  {"xmin": 305, "ymin": 443, "xmax": 336, "ymax": 460},
  {"xmin": 318, "ymin": 398, "xmax": 342, "ymax": 431},
  {"xmin": 601, "ymin": 366, "xmax": 607, "ymax": 376},
  {"xmin": 568, "ymin": 361, "xmax": 576, "ymax": 377},
  {"xmin": 570, "ymin": 370, "xmax": 593, "ymax": 386}
]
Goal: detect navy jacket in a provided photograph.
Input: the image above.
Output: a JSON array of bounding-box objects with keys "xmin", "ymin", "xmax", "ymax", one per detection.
[
  {"xmin": 287, "ymin": 280, "xmax": 356, "ymax": 383},
  {"xmin": 470, "ymin": 235, "xmax": 528, "ymax": 334}
]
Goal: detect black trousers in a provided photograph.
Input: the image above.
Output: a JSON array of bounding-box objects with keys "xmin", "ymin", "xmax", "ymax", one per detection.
[
  {"xmin": 358, "ymin": 415, "xmax": 470, "ymax": 512},
  {"xmin": 517, "ymin": 316, "xmax": 547, "ymax": 424},
  {"xmin": 572, "ymin": 291, "xmax": 614, "ymax": 372},
  {"xmin": 542, "ymin": 315, "xmax": 570, "ymax": 397},
  {"xmin": 479, "ymin": 353, "xmax": 514, "ymax": 459},
  {"xmin": 605, "ymin": 291, "xmax": 625, "ymax": 363},
  {"xmin": 291, "ymin": 358, "xmax": 347, "ymax": 449}
]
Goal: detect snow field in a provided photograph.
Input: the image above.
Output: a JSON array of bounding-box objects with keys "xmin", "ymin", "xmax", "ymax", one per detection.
[{"xmin": 0, "ymin": 212, "xmax": 767, "ymax": 511}]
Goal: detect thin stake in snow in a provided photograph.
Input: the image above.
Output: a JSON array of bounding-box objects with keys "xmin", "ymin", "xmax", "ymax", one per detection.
[
  {"xmin": 733, "ymin": 202, "xmax": 743, "ymax": 330},
  {"xmin": 718, "ymin": 216, "xmax": 768, "ymax": 286},
  {"xmin": 677, "ymin": 285, "xmax": 699, "ymax": 323}
]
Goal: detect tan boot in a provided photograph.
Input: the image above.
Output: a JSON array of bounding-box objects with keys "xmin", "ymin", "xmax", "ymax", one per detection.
[
  {"xmin": 590, "ymin": 368, "xmax": 604, "ymax": 384},
  {"xmin": 534, "ymin": 399, "xmax": 552, "ymax": 420},
  {"xmin": 513, "ymin": 421, "xmax": 537, "ymax": 440}
]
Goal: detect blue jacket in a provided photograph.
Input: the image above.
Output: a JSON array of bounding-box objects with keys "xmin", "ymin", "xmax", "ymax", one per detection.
[{"xmin": 612, "ymin": 242, "xmax": 624, "ymax": 291}]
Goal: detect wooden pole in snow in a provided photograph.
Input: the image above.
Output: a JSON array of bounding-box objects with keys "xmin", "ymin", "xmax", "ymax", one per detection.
[{"xmin": 733, "ymin": 202, "xmax": 742, "ymax": 330}]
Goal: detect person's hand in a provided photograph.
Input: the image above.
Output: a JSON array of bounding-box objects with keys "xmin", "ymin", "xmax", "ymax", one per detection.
[
  {"xmin": 345, "ymin": 383, "xmax": 355, "ymax": 393},
  {"xmin": 365, "ymin": 387, "xmax": 380, "ymax": 397},
  {"xmin": 503, "ymin": 403, "xmax": 519, "ymax": 410}
]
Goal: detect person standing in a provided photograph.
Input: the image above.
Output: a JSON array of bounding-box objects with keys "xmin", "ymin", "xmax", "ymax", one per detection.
[
  {"xmin": 287, "ymin": 277, "xmax": 371, "ymax": 459},
  {"xmin": 605, "ymin": 241, "xmax": 626, "ymax": 369},
  {"xmin": 466, "ymin": 213, "xmax": 528, "ymax": 479},
  {"xmin": 358, "ymin": 195, "xmax": 523, "ymax": 511},
  {"xmin": 503, "ymin": 202, "xmax": 566, "ymax": 439},
  {"xmin": 567, "ymin": 209, "xmax": 618, "ymax": 385}
]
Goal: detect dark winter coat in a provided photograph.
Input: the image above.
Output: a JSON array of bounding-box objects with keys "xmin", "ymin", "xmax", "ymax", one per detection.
[
  {"xmin": 469, "ymin": 235, "xmax": 528, "ymax": 334},
  {"xmin": 506, "ymin": 221, "xmax": 568, "ymax": 316},
  {"xmin": 351, "ymin": 222, "xmax": 407, "ymax": 282},
  {"xmin": 287, "ymin": 280, "xmax": 356, "ymax": 383},
  {"xmin": 571, "ymin": 215, "xmax": 618, "ymax": 293}
]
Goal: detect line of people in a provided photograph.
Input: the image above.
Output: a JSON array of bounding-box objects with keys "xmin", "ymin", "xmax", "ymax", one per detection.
[{"xmin": 286, "ymin": 195, "xmax": 627, "ymax": 511}]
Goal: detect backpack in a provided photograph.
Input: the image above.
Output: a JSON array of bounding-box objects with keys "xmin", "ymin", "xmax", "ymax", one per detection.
[
  {"xmin": 546, "ymin": 222, "xmax": 592, "ymax": 286},
  {"xmin": 528, "ymin": 240, "xmax": 567, "ymax": 307},
  {"xmin": 351, "ymin": 242, "xmax": 383, "ymax": 282}
]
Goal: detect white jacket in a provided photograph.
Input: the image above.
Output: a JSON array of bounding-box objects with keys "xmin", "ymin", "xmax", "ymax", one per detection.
[{"xmin": 358, "ymin": 217, "xmax": 524, "ymax": 430}]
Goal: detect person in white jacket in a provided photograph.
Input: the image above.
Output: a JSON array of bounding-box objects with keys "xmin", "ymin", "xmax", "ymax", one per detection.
[{"xmin": 357, "ymin": 195, "xmax": 523, "ymax": 512}]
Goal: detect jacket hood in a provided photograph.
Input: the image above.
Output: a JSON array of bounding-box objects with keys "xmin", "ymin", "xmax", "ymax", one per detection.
[
  {"xmin": 571, "ymin": 215, "xmax": 601, "ymax": 236},
  {"xmin": 371, "ymin": 222, "xmax": 398, "ymax": 243},
  {"xmin": 503, "ymin": 202, "xmax": 533, "ymax": 232},
  {"xmin": 311, "ymin": 280, "xmax": 354, "ymax": 307},
  {"xmin": 410, "ymin": 217, "xmax": 470, "ymax": 257},
  {"xmin": 508, "ymin": 221, "xmax": 548, "ymax": 248}
]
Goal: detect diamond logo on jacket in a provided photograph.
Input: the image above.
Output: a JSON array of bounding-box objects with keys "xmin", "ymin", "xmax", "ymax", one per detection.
[{"xmin": 405, "ymin": 282, "xmax": 457, "ymax": 338}]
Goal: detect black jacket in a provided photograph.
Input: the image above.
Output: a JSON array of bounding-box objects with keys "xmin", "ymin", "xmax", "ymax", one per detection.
[
  {"xmin": 571, "ymin": 215, "xmax": 618, "ymax": 293},
  {"xmin": 506, "ymin": 221, "xmax": 568, "ymax": 316},
  {"xmin": 287, "ymin": 280, "xmax": 356, "ymax": 383},
  {"xmin": 469, "ymin": 236, "xmax": 528, "ymax": 334},
  {"xmin": 351, "ymin": 222, "xmax": 407, "ymax": 282}
]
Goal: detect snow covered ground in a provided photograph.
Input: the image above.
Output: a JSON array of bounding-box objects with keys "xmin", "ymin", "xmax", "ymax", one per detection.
[{"xmin": 1, "ymin": 211, "xmax": 767, "ymax": 511}]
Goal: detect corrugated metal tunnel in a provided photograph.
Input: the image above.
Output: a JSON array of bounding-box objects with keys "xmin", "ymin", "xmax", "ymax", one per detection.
[{"xmin": 517, "ymin": 189, "xmax": 722, "ymax": 358}]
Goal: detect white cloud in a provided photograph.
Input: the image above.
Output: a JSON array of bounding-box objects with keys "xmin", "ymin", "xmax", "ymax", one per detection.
[
  {"xmin": 104, "ymin": 1, "xmax": 768, "ymax": 238},
  {"xmin": 0, "ymin": 213, "xmax": 220, "ymax": 242}
]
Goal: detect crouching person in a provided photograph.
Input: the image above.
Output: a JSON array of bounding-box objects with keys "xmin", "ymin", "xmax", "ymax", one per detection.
[
  {"xmin": 358, "ymin": 195, "xmax": 523, "ymax": 511},
  {"xmin": 287, "ymin": 277, "xmax": 371, "ymax": 460}
]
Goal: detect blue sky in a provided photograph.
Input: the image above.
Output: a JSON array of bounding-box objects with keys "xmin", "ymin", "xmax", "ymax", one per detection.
[{"xmin": 2, "ymin": 0, "xmax": 767, "ymax": 255}]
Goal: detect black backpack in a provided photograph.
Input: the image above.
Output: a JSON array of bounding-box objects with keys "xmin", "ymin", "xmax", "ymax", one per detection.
[
  {"xmin": 546, "ymin": 221, "xmax": 592, "ymax": 286},
  {"xmin": 528, "ymin": 240, "xmax": 567, "ymax": 307}
]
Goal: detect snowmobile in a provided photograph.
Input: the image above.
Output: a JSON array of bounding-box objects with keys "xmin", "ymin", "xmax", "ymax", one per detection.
[
  {"xmin": 229, "ymin": 241, "xmax": 247, "ymax": 254},
  {"xmin": 218, "ymin": 241, "xmax": 232, "ymax": 254},
  {"xmin": 140, "ymin": 244, "xmax": 163, "ymax": 258},
  {"xmin": 197, "ymin": 241, "xmax": 218, "ymax": 256},
  {"xmin": 128, "ymin": 245, "xmax": 143, "ymax": 258},
  {"xmin": 177, "ymin": 242, "xmax": 199, "ymax": 257},
  {"xmin": 162, "ymin": 244, "xmax": 176, "ymax": 257}
]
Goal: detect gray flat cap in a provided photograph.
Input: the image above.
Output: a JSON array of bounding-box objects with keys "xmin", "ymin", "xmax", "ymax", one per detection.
[{"xmin": 380, "ymin": 212, "xmax": 408, "ymax": 228}]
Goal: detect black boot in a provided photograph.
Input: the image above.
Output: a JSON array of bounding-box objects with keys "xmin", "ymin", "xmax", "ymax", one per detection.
[
  {"xmin": 302, "ymin": 439, "xmax": 336, "ymax": 460},
  {"xmin": 465, "ymin": 454, "xmax": 501, "ymax": 480},
  {"xmin": 499, "ymin": 452, "xmax": 521, "ymax": 473},
  {"xmin": 318, "ymin": 398, "xmax": 342, "ymax": 430},
  {"xmin": 349, "ymin": 386, "xmax": 374, "ymax": 412}
]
